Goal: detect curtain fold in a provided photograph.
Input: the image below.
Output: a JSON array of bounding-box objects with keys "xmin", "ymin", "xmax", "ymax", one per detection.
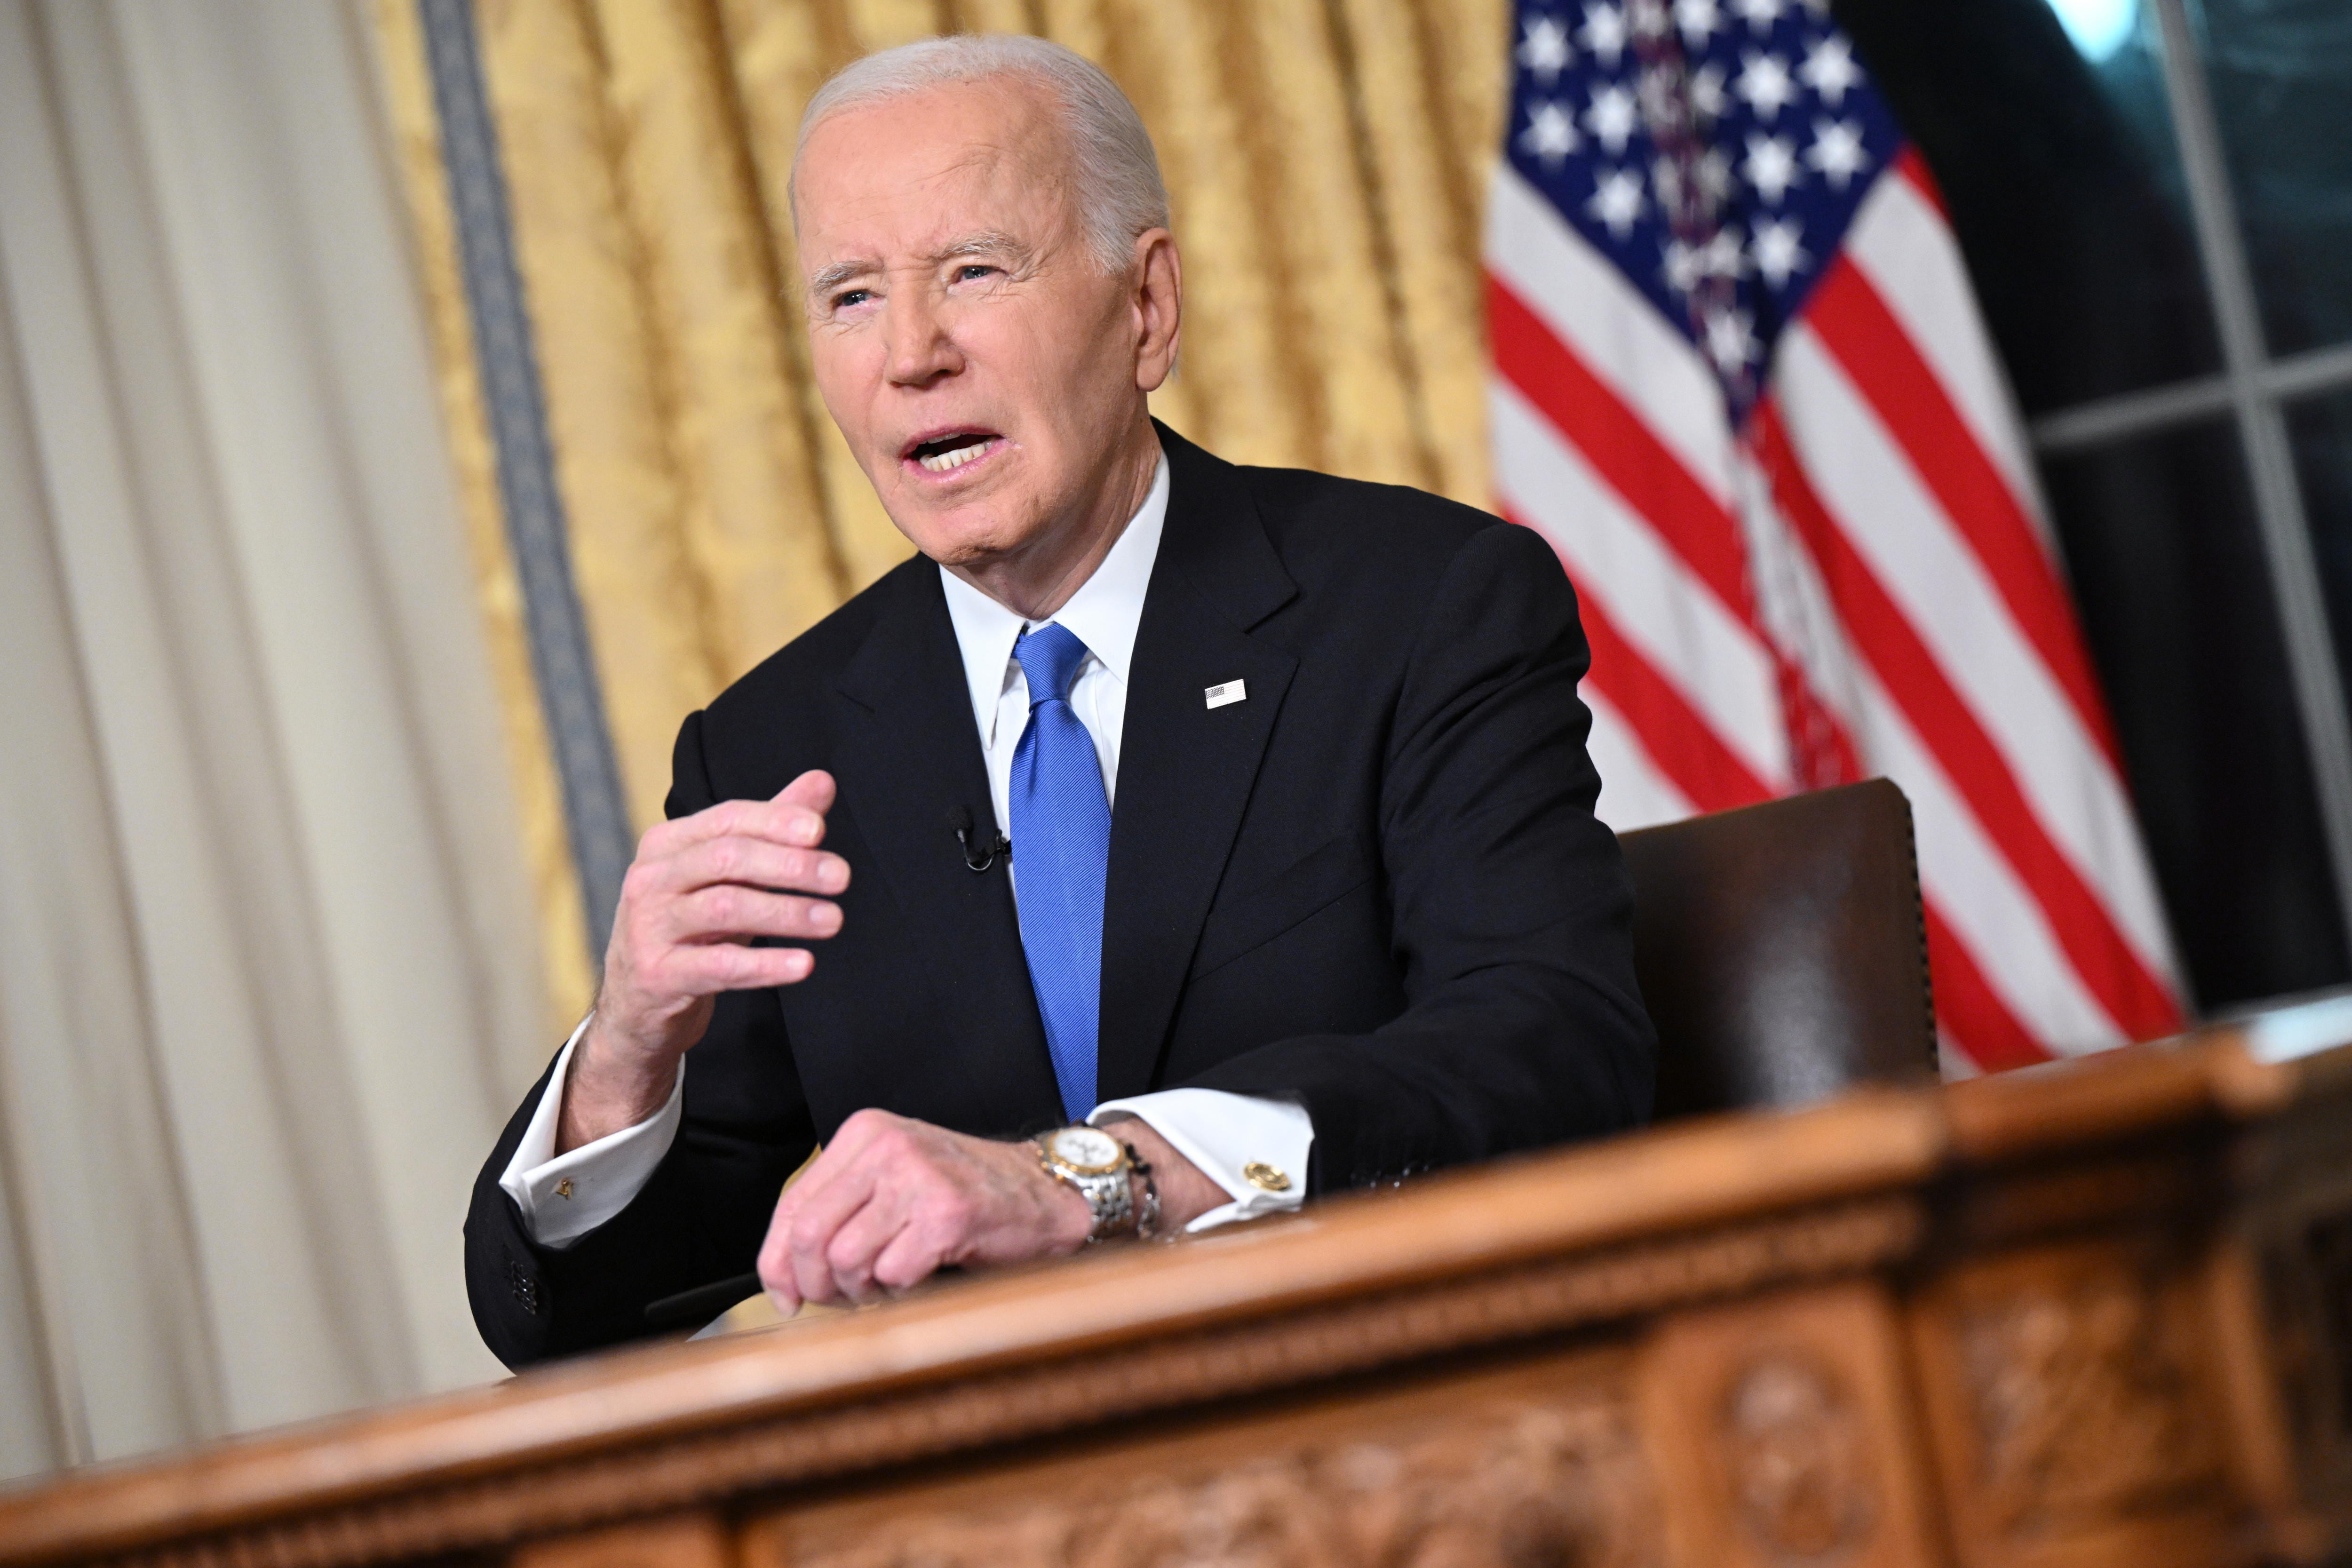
[
  {"xmin": 374, "ymin": 0, "xmax": 1513, "ymax": 1013},
  {"xmin": 0, "ymin": 0, "xmax": 543, "ymax": 1470}
]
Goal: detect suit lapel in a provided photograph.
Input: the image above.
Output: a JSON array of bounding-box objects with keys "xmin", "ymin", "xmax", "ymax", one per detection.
[
  {"xmin": 1097, "ymin": 428, "xmax": 1299, "ymax": 1102},
  {"xmin": 831, "ymin": 568, "xmax": 1063, "ymax": 1118}
]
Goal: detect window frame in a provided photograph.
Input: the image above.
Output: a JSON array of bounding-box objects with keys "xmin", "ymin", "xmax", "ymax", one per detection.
[{"xmin": 2025, "ymin": 0, "xmax": 2352, "ymax": 944}]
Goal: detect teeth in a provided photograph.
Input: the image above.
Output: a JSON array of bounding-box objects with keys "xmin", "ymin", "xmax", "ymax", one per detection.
[{"xmin": 917, "ymin": 438, "xmax": 993, "ymax": 473}]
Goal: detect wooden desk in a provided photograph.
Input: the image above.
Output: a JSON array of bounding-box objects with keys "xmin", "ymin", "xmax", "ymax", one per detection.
[{"xmin": 6, "ymin": 1024, "xmax": 2352, "ymax": 1568}]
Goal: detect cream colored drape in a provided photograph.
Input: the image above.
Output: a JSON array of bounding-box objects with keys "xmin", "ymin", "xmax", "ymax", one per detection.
[
  {"xmin": 370, "ymin": 0, "xmax": 1513, "ymax": 1025},
  {"xmin": 0, "ymin": 0, "xmax": 1514, "ymax": 1476},
  {"xmin": 0, "ymin": 0, "xmax": 545, "ymax": 1471}
]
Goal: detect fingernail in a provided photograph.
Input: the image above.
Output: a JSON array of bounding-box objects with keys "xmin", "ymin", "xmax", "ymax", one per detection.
[{"xmin": 814, "ymin": 903, "xmax": 842, "ymax": 934}]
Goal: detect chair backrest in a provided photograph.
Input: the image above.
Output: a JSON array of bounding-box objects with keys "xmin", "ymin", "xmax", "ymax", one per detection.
[{"xmin": 1617, "ymin": 779, "xmax": 1937, "ymax": 1120}]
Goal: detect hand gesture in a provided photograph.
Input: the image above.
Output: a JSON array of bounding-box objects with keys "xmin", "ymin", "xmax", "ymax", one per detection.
[{"xmin": 561, "ymin": 769, "xmax": 849, "ymax": 1151}]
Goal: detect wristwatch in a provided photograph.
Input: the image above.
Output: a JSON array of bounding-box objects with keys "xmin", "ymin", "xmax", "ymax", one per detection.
[{"xmin": 1033, "ymin": 1124, "xmax": 1137, "ymax": 1242}]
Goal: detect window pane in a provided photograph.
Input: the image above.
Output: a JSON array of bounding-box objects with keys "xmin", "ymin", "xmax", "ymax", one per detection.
[
  {"xmin": 1837, "ymin": 0, "xmax": 2221, "ymax": 414},
  {"xmin": 2197, "ymin": 0, "xmax": 2352, "ymax": 355},
  {"xmin": 2289, "ymin": 388, "xmax": 2352, "ymax": 750},
  {"xmin": 2040, "ymin": 418, "xmax": 2348, "ymax": 1008}
]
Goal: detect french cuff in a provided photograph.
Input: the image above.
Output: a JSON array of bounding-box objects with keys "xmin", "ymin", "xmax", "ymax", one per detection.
[
  {"xmin": 1090, "ymin": 1087, "xmax": 1312, "ymax": 1234},
  {"xmin": 496, "ymin": 1016, "xmax": 685, "ymax": 1250}
]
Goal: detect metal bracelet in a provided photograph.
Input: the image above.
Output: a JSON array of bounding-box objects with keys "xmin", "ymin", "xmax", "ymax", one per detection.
[
  {"xmin": 1122, "ymin": 1141, "xmax": 1163, "ymax": 1241},
  {"xmin": 1037, "ymin": 1139, "xmax": 1133, "ymax": 1243}
]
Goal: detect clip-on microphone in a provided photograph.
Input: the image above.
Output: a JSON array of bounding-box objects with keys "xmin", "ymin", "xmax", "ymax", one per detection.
[{"xmin": 948, "ymin": 805, "xmax": 1010, "ymax": 872}]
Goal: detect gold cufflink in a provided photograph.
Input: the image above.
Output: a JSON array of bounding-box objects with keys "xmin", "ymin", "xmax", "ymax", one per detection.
[
  {"xmin": 555, "ymin": 1178, "xmax": 574, "ymax": 1200},
  {"xmin": 1242, "ymin": 1161, "xmax": 1291, "ymax": 1193}
]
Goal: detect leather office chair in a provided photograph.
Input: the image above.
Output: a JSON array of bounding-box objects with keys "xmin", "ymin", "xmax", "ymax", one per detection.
[{"xmin": 1617, "ymin": 779, "xmax": 1938, "ymax": 1120}]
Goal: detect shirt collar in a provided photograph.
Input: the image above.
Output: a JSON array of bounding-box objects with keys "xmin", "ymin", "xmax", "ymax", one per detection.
[{"xmin": 939, "ymin": 451, "xmax": 1171, "ymax": 743}]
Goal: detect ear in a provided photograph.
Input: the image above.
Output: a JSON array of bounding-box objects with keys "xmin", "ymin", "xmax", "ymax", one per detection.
[{"xmin": 1130, "ymin": 229, "xmax": 1182, "ymax": 393}]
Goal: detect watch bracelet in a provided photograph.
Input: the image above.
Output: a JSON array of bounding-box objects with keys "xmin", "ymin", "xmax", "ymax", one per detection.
[{"xmin": 1033, "ymin": 1135, "xmax": 1134, "ymax": 1242}]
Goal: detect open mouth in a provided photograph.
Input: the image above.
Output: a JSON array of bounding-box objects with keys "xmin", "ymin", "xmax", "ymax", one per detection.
[{"xmin": 903, "ymin": 430, "xmax": 1001, "ymax": 475}]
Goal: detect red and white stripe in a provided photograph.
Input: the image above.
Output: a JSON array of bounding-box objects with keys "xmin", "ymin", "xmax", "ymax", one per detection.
[{"xmin": 1486, "ymin": 155, "xmax": 2184, "ymax": 1075}]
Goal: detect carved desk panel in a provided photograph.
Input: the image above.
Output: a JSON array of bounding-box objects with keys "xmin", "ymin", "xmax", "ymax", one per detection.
[{"xmin": 3, "ymin": 1028, "xmax": 2350, "ymax": 1568}]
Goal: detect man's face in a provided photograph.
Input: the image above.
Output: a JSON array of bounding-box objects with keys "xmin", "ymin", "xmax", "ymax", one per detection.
[{"xmin": 795, "ymin": 79, "xmax": 1157, "ymax": 571}]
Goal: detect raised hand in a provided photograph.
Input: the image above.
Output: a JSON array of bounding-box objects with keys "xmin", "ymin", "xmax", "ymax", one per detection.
[{"xmin": 560, "ymin": 770, "xmax": 849, "ymax": 1152}]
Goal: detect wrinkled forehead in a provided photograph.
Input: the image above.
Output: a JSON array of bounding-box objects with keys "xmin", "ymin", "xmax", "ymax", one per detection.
[{"xmin": 793, "ymin": 78, "xmax": 1075, "ymax": 261}]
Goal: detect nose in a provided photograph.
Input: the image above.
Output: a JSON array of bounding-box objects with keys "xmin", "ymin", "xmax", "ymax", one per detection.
[{"xmin": 882, "ymin": 286, "xmax": 964, "ymax": 389}]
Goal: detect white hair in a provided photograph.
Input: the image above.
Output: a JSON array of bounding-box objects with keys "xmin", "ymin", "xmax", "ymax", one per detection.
[{"xmin": 792, "ymin": 34, "xmax": 1170, "ymax": 275}]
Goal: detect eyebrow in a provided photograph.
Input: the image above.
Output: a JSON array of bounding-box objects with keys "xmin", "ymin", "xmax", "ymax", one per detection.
[
  {"xmin": 808, "ymin": 258, "xmax": 876, "ymax": 300},
  {"xmin": 806, "ymin": 231, "xmax": 1034, "ymax": 302},
  {"xmin": 929, "ymin": 230, "xmax": 1031, "ymax": 267}
]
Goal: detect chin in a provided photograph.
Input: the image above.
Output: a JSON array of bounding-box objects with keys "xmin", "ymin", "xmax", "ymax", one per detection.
[{"xmin": 890, "ymin": 502, "xmax": 1024, "ymax": 569}]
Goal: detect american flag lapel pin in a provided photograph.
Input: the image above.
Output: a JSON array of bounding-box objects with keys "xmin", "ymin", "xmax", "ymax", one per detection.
[{"xmin": 1204, "ymin": 679, "xmax": 1247, "ymax": 710}]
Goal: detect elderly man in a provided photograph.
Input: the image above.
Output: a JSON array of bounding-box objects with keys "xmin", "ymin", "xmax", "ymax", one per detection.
[{"xmin": 466, "ymin": 33, "xmax": 1653, "ymax": 1366}]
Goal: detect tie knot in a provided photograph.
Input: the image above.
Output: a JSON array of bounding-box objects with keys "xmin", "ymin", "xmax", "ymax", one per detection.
[{"xmin": 1015, "ymin": 622, "xmax": 1090, "ymax": 705}]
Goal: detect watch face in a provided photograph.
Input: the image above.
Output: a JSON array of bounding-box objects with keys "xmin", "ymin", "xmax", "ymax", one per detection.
[{"xmin": 1048, "ymin": 1125, "xmax": 1124, "ymax": 1173}]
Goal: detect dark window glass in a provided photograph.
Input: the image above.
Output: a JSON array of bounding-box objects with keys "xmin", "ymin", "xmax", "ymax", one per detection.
[
  {"xmin": 1834, "ymin": 0, "xmax": 2222, "ymax": 414},
  {"xmin": 2040, "ymin": 419, "xmax": 2348, "ymax": 1009},
  {"xmin": 2289, "ymin": 389, "xmax": 2352, "ymax": 745},
  {"xmin": 2197, "ymin": 0, "xmax": 2352, "ymax": 355}
]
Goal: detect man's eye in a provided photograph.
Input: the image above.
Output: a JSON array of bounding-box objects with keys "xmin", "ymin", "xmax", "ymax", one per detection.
[
  {"xmin": 956, "ymin": 265, "xmax": 997, "ymax": 282},
  {"xmin": 833, "ymin": 288, "xmax": 872, "ymax": 310}
]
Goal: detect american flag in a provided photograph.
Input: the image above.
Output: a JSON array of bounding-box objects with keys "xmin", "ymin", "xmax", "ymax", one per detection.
[{"xmin": 1484, "ymin": 0, "xmax": 2185, "ymax": 1073}]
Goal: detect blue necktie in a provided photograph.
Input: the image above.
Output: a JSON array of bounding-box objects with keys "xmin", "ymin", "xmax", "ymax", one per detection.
[{"xmin": 1009, "ymin": 624, "xmax": 1112, "ymax": 1121}]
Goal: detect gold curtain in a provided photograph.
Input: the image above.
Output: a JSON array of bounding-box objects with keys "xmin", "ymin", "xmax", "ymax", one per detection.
[{"xmin": 369, "ymin": 0, "xmax": 1512, "ymax": 1026}]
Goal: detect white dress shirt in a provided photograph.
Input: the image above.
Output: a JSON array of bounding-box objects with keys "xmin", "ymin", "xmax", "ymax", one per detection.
[{"xmin": 502, "ymin": 451, "xmax": 1312, "ymax": 1248}]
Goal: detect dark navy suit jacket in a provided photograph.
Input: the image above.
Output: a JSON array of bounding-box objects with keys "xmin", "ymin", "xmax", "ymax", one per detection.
[{"xmin": 466, "ymin": 424, "xmax": 1655, "ymax": 1367}]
